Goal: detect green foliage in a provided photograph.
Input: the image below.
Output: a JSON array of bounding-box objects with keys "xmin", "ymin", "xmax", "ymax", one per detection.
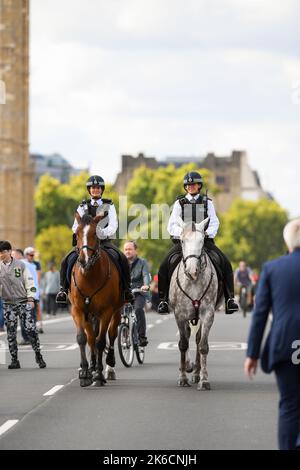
[
  {"xmin": 217, "ymin": 198, "xmax": 289, "ymax": 271},
  {"xmin": 35, "ymin": 172, "xmax": 90, "ymax": 233},
  {"xmin": 35, "ymin": 225, "xmax": 71, "ymax": 270}
]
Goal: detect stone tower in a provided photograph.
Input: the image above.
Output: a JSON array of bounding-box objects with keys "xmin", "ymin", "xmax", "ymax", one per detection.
[{"xmin": 0, "ymin": 0, "xmax": 35, "ymax": 248}]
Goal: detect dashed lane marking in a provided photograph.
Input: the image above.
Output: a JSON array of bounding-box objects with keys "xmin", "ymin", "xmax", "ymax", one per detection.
[
  {"xmin": 0, "ymin": 420, "xmax": 19, "ymax": 437},
  {"xmin": 43, "ymin": 385, "xmax": 64, "ymax": 396},
  {"xmin": 158, "ymin": 342, "xmax": 247, "ymax": 351},
  {"xmin": 0, "ymin": 342, "xmax": 79, "ymax": 353}
]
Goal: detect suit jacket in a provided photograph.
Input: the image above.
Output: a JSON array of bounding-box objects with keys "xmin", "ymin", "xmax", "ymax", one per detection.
[{"xmin": 247, "ymin": 249, "xmax": 300, "ymax": 373}]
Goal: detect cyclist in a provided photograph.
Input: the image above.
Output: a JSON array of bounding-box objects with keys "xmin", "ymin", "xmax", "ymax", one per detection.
[
  {"xmin": 123, "ymin": 240, "xmax": 151, "ymax": 347},
  {"xmin": 234, "ymin": 261, "xmax": 253, "ymax": 306}
]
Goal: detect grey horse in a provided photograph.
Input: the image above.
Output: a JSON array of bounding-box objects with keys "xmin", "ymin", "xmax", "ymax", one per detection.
[{"xmin": 169, "ymin": 216, "xmax": 222, "ymax": 390}]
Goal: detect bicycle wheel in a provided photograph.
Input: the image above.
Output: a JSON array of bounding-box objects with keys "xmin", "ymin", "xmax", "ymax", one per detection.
[
  {"xmin": 135, "ymin": 344, "xmax": 145, "ymax": 364},
  {"xmin": 133, "ymin": 323, "xmax": 145, "ymax": 364},
  {"xmin": 239, "ymin": 288, "xmax": 247, "ymax": 318},
  {"xmin": 118, "ymin": 323, "xmax": 134, "ymax": 367}
]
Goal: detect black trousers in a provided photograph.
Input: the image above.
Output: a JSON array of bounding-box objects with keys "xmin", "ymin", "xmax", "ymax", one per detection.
[
  {"xmin": 158, "ymin": 238, "xmax": 234, "ymax": 302},
  {"xmin": 134, "ymin": 293, "xmax": 147, "ymax": 338},
  {"xmin": 60, "ymin": 242, "xmax": 131, "ymax": 291}
]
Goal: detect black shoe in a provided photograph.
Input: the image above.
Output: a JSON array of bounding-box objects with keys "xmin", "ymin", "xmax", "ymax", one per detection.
[
  {"xmin": 139, "ymin": 337, "xmax": 148, "ymax": 347},
  {"xmin": 56, "ymin": 289, "xmax": 68, "ymax": 304},
  {"xmin": 157, "ymin": 301, "xmax": 169, "ymax": 314},
  {"xmin": 225, "ymin": 298, "xmax": 239, "ymax": 315},
  {"xmin": 8, "ymin": 359, "xmax": 21, "ymax": 369},
  {"xmin": 36, "ymin": 353, "xmax": 47, "ymax": 368}
]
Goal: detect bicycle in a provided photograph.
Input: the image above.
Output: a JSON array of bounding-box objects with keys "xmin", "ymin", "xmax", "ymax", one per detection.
[
  {"xmin": 239, "ymin": 285, "xmax": 248, "ymax": 318},
  {"xmin": 118, "ymin": 288, "xmax": 146, "ymax": 367}
]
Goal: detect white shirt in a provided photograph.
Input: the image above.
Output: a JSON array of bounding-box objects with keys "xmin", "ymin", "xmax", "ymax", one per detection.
[
  {"xmin": 72, "ymin": 198, "xmax": 118, "ymax": 239},
  {"xmin": 167, "ymin": 193, "xmax": 220, "ymax": 238}
]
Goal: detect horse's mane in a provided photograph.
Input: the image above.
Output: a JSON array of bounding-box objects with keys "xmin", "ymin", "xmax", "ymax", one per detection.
[{"xmin": 81, "ymin": 214, "xmax": 94, "ymax": 226}]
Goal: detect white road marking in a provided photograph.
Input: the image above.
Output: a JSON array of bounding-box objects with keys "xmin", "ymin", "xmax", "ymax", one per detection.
[
  {"xmin": 0, "ymin": 420, "xmax": 19, "ymax": 437},
  {"xmin": 158, "ymin": 342, "xmax": 247, "ymax": 351},
  {"xmin": 147, "ymin": 324, "xmax": 154, "ymax": 329},
  {"xmin": 155, "ymin": 319, "xmax": 163, "ymax": 324},
  {"xmin": 64, "ymin": 343, "xmax": 78, "ymax": 350},
  {"xmin": 56, "ymin": 345, "xmax": 67, "ymax": 349},
  {"xmin": 43, "ymin": 385, "xmax": 64, "ymax": 396}
]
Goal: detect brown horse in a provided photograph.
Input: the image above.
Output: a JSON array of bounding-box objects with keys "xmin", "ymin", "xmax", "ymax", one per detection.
[{"xmin": 69, "ymin": 212, "xmax": 124, "ymax": 387}]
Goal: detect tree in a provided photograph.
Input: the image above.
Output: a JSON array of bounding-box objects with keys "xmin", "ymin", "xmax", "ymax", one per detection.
[
  {"xmin": 217, "ymin": 198, "xmax": 289, "ymax": 271},
  {"xmin": 35, "ymin": 225, "xmax": 71, "ymax": 270}
]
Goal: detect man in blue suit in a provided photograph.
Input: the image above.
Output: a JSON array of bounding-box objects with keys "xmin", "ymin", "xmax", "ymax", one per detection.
[{"xmin": 244, "ymin": 218, "xmax": 300, "ymax": 450}]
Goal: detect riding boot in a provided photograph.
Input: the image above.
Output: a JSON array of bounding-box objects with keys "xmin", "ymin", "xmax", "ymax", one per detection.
[
  {"xmin": 157, "ymin": 243, "xmax": 182, "ymax": 315},
  {"xmin": 204, "ymin": 239, "xmax": 239, "ymax": 315},
  {"xmin": 223, "ymin": 269, "xmax": 239, "ymax": 315},
  {"xmin": 56, "ymin": 251, "xmax": 72, "ymax": 304},
  {"xmin": 157, "ymin": 250, "xmax": 171, "ymax": 314}
]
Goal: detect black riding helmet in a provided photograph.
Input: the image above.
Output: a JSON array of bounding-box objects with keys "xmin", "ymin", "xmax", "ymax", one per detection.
[
  {"xmin": 86, "ymin": 175, "xmax": 105, "ymax": 193},
  {"xmin": 183, "ymin": 171, "xmax": 203, "ymax": 190}
]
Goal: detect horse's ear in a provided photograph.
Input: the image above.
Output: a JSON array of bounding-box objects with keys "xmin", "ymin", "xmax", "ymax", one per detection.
[
  {"xmin": 75, "ymin": 212, "xmax": 81, "ymax": 224},
  {"xmin": 196, "ymin": 217, "xmax": 210, "ymax": 232}
]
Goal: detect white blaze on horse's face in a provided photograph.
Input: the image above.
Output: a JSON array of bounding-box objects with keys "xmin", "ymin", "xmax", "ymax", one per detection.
[
  {"xmin": 178, "ymin": 216, "xmax": 209, "ymax": 281},
  {"xmin": 83, "ymin": 225, "xmax": 90, "ymax": 264}
]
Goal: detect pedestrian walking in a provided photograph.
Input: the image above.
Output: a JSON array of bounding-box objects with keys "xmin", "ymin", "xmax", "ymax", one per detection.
[
  {"xmin": 244, "ymin": 218, "xmax": 300, "ymax": 450},
  {"xmin": 0, "ymin": 241, "xmax": 46, "ymax": 369}
]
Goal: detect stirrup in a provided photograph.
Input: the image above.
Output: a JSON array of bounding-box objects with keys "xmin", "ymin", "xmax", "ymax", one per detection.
[
  {"xmin": 56, "ymin": 290, "xmax": 68, "ymax": 304},
  {"xmin": 225, "ymin": 298, "xmax": 239, "ymax": 315},
  {"xmin": 157, "ymin": 301, "xmax": 169, "ymax": 315}
]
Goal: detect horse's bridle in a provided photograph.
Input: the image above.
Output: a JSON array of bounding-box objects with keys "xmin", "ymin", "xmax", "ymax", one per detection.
[
  {"xmin": 179, "ymin": 230, "xmax": 212, "ymax": 325},
  {"xmin": 76, "ymin": 239, "xmax": 101, "ymax": 271}
]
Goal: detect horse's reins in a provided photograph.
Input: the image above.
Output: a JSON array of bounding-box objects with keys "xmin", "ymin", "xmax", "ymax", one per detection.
[
  {"xmin": 73, "ymin": 242, "xmax": 111, "ymax": 309},
  {"xmin": 176, "ymin": 252, "xmax": 214, "ymax": 326}
]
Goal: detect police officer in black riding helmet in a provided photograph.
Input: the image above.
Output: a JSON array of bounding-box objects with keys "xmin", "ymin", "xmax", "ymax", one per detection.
[
  {"xmin": 56, "ymin": 175, "xmax": 133, "ymax": 304},
  {"xmin": 157, "ymin": 171, "xmax": 239, "ymax": 315}
]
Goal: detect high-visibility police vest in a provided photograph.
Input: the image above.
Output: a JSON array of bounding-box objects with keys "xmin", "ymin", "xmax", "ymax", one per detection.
[
  {"xmin": 79, "ymin": 198, "xmax": 112, "ymax": 227},
  {"xmin": 176, "ymin": 192, "xmax": 209, "ymax": 223}
]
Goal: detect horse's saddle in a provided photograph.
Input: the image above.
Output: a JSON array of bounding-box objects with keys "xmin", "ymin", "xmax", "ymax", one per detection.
[{"xmin": 66, "ymin": 245, "xmax": 123, "ymax": 286}]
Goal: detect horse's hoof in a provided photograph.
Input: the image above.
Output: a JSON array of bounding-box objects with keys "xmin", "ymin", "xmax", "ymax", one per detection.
[
  {"xmin": 186, "ymin": 363, "xmax": 194, "ymax": 374},
  {"xmin": 80, "ymin": 378, "xmax": 93, "ymax": 387},
  {"xmin": 177, "ymin": 378, "xmax": 191, "ymax": 387},
  {"xmin": 105, "ymin": 370, "xmax": 116, "ymax": 380},
  {"xmin": 92, "ymin": 379, "xmax": 106, "ymax": 387},
  {"xmin": 79, "ymin": 369, "xmax": 92, "ymax": 380},
  {"xmin": 197, "ymin": 381, "xmax": 211, "ymax": 391},
  {"xmin": 191, "ymin": 375, "xmax": 200, "ymax": 384}
]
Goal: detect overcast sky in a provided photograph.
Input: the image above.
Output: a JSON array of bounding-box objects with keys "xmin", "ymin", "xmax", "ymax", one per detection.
[{"xmin": 30, "ymin": 0, "xmax": 300, "ymax": 216}]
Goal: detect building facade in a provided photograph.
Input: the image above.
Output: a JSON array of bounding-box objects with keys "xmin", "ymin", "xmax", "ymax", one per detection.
[
  {"xmin": 0, "ymin": 0, "xmax": 35, "ymax": 247},
  {"xmin": 114, "ymin": 151, "xmax": 270, "ymax": 213},
  {"xmin": 31, "ymin": 153, "xmax": 87, "ymax": 184}
]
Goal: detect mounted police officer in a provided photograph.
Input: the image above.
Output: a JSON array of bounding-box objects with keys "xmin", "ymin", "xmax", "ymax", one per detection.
[
  {"xmin": 56, "ymin": 175, "xmax": 133, "ymax": 304},
  {"xmin": 157, "ymin": 171, "xmax": 239, "ymax": 315}
]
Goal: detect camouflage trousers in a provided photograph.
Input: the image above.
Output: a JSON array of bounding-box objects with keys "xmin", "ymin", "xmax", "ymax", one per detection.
[{"xmin": 3, "ymin": 303, "xmax": 41, "ymax": 360}]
